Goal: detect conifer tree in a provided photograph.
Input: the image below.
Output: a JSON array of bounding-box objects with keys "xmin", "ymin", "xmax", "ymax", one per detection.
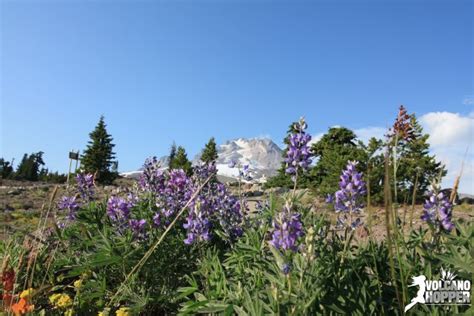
[
  {"xmin": 200, "ymin": 137, "xmax": 218, "ymax": 164},
  {"xmin": 265, "ymin": 121, "xmax": 305, "ymax": 188},
  {"xmin": 310, "ymin": 127, "xmax": 367, "ymax": 196},
  {"xmin": 168, "ymin": 142, "xmax": 177, "ymax": 168},
  {"xmin": 81, "ymin": 116, "xmax": 117, "ymax": 184},
  {"xmin": 0, "ymin": 158, "xmax": 14, "ymax": 179},
  {"xmin": 15, "ymin": 152, "xmax": 45, "ymax": 181},
  {"xmin": 169, "ymin": 146, "xmax": 193, "ymax": 176},
  {"xmin": 395, "ymin": 115, "xmax": 446, "ymax": 202}
]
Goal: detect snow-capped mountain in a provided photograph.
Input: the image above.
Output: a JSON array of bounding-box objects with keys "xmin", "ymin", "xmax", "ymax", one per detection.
[
  {"xmin": 121, "ymin": 138, "xmax": 283, "ymax": 182},
  {"xmin": 212, "ymin": 138, "xmax": 283, "ymax": 182}
]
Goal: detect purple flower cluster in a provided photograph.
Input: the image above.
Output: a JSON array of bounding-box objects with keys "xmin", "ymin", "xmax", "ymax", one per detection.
[
  {"xmin": 421, "ymin": 190, "xmax": 454, "ymax": 232},
  {"xmin": 107, "ymin": 195, "xmax": 149, "ymax": 239},
  {"xmin": 330, "ymin": 161, "xmax": 366, "ymax": 230},
  {"xmin": 270, "ymin": 205, "xmax": 304, "ymax": 252},
  {"xmin": 58, "ymin": 196, "xmax": 80, "ymax": 221},
  {"xmin": 76, "ymin": 173, "xmax": 94, "ymax": 200},
  {"xmin": 154, "ymin": 169, "xmax": 194, "ymax": 226},
  {"xmin": 227, "ymin": 160, "xmax": 252, "ymax": 181},
  {"xmin": 107, "ymin": 196, "xmax": 134, "ymax": 223},
  {"xmin": 215, "ymin": 183, "xmax": 244, "ymax": 240},
  {"xmin": 129, "ymin": 219, "xmax": 147, "ymax": 240},
  {"xmin": 184, "ymin": 199, "xmax": 212, "ymax": 244},
  {"xmin": 183, "ymin": 163, "xmax": 244, "ymax": 244},
  {"xmin": 285, "ymin": 117, "xmax": 312, "ymax": 176},
  {"xmin": 139, "ymin": 157, "xmax": 165, "ymax": 193}
]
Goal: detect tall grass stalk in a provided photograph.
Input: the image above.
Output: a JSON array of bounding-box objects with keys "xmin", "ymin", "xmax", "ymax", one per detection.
[
  {"xmin": 409, "ymin": 169, "xmax": 419, "ymax": 229},
  {"xmin": 383, "ymin": 153, "xmax": 403, "ymax": 314},
  {"xmin": 107, "ymin": 174, "xmax": 213, "ymax": 307},
  {"xmin": 26, "ymin": 185, "xmax": 58, "ymax": 289}
]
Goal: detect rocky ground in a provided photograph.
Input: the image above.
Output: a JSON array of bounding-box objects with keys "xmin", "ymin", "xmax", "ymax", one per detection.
[{"xmin": 1, "ymin": 178, "xmax": 472, "ymax": 241}]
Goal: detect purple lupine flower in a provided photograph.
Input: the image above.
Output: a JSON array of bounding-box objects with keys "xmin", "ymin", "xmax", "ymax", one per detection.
[
  {"xmin": 58, "ymin": 196, "xmax": 80, "ymax": 220},
  {"xmin": 330, "ymin": 161, "xmax": 366, "ymax": 230},
  {"xmin": 215, "ymin": 183, "xmax": 244, "ymax": 240},
  {"xmin": 325, "ymin": 194, "xmax": 334, "ymax": 204},
  {"xmin": 239, "ymin": 164, "xmax": 252, "ymax": 181},
  {"xmin": 152, "ymin": 212, "xmax": 161, "ymax": 227},
  {"xmin": 129, "ymin": 219, "xmax": 147, "ymax": 240},
  {"xmin": 193, "ymin": 162, "xmax": 217, "ymax": 182},
  {"xmin": 285, "ymin": 117, "xmax": 312, "ymax": 177},
  {"xmin": 183, "ymin": 199, "xmax": 212, "ymax": 245},
  {"xmin": 107, "ymin": 196, "xmax": 133, "ymax": 223},
  {"xmin": 228, "ymin": 159, "xmax": 237, "ymax": 168},
  {"xmin": 270, "ymin": 205, "xmax": 304, "ymax": 252},
  {"xmin": 183, "ymin": 163, "xmax": 245, "ymax": 245},
  {"xmin": 156, "ymin": 169, "xmax": 193, "ymax": 223},
  {"xmin": 421, "ymin": 190, "xmax": 454, "ymax": 232},
  {"xmin": 139, "ymin": 157, "xmax": 166, "ymax": 193},
  {"xmin": 76, "ymin": 173, "xmax": 94, "ymax": 200},
  {"xmin": 281, "ymin": 263, "xmax": 291, "ymax": 275}
]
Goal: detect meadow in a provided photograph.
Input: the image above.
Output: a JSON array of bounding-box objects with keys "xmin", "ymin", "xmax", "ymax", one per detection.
[{"xmin": 0, "ymin": 110, "xmax": 472, "ymax": 316}]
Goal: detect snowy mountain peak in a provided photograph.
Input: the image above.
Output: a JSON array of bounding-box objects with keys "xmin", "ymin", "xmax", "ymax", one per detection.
[
  {"xmin": 214, "ymin": 137, "xmax": 283, "ymax": 181},
  {"xmin": 122, "ymin": 137, "xmax": 284, "ymax": 182}
]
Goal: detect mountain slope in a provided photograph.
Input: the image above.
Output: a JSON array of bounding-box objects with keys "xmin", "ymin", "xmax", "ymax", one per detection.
[{"xmin": 121, "ymin": 137, "xmax": 284, "ymax": 182}]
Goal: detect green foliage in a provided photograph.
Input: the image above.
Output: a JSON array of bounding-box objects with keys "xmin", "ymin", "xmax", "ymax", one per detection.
[
  {"xmin": 0, "ymin": 157, "xmax": 14, "ymax": 178},
  {"xmin": 200, "ymin": 137, "xmax": 218, "ymax": 164},
  {"xmin": 39, "ymin": 169, "xmax": 67, "ymax": 183},
  {"xmin": 364, "ymin": 115, "xmax": 446, "ymax": 204},
  {"xmin": 15, "ymin": 151, "xmax": 45, "ymax": 181},
  {"xmin": 310, "ymin": 127, "xmax": 367, "ymax": 196},
  {"xmin": 168, "ymin": 142, "xmax": 177, "ymax": 167},
  {"xmin": 170, "ymin": 146, "xmax": 193, "ymax": 176},
  {"xmin": 395, "ymin": 115, "xmax": 446, "ymax": 203},
  {"xmin": 266, "ymin": 121, "xmax": 314, "ymax": 189},
  {"xmin": 81, "ymin": 116, "xmax": 117, "ymax": 184},
  {"xmin": 177, "ymin": 199, "xmax": 472, "ymax": 315}
]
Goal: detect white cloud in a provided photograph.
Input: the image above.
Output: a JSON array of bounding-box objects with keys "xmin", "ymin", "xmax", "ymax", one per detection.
[
  {"xmin": 420, "ymin": 112, "xmax": 473, "ymax": 147},
  {"xmin": 420, "ymin": 111, "xmax": 474, "ymax": 195}
]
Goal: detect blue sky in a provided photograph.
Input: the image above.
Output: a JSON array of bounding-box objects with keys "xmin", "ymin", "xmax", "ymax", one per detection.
[{"xmin": 1, "ymin": 0, "xmax": 472, "ymax": 191}]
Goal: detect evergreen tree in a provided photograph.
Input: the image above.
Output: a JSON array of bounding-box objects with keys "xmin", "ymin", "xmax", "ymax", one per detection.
[
  {"xmin": 15, "ymin": 152, "xmax": 45, "ymax": 181},
  {"xmin": 310, "ymin": 127, "xmax": 367, "ymax": 196},
  {"xmin": 81, "ymin": 116, "xmax": 117, "ymax": 184},
  {"xmin": 168, "ymin": 142, "xmax": 177, "ymax": 168},
  {"xmin": 363, "ymin": 115, "xmax": 446, "ymax": 204},
  {"xmin": 363, "ymin": 137, "xmax": 385, "ymax": 204},
  {"xmin": 0, "ymin": 158, "xmax": 14, "ymax": 179},
  {"xmin": 169, "ymin": 146, "xmax": 193, "ymax": 176},
  {"xmin": 395, "ymin": 115, "xmax": 446, "ymax": 202},
  {"xmin": 200, "ymin": 137, "xmax": 218, "ymax": 164}
]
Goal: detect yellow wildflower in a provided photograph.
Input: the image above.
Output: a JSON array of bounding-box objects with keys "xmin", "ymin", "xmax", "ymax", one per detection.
[
  {"xmin": 56, "ymin": 294, "xmax": 73, "ymax": 308},
  {"xmin": 49, "ymin": 293, "xmax": 62, "ymax": 304},
  {"xmin": 49, "ymin": 293, "xmax": 73, "ymax": 308},
  {"xmin": 19, "ymin": 288, "xmax": 34, "ymax": 299},
  {"xmin": 116, "ymin": 306, "xmax": 131, "ymax": 316},
  {"xmin": 73, "ymin": 279, "xmax": 83, "ymax": 289}
]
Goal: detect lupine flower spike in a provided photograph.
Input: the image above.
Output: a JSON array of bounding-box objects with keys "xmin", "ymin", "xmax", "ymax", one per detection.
[
  {"xmin": 285, "ymin": 117, "xmax": 312, "ymax": 178},
  {"xmin": 330, "ymin": 161, "xmax": 366, "ymax": 230},
  {"xmin": 421, "ymin": 188, "xmax": 454, "ymax": 232}
]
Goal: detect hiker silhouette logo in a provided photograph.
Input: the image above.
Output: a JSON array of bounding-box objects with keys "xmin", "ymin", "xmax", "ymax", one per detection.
[{"xmin": 405, "ymin": 269, "xmax": 471, "ymax": 312}]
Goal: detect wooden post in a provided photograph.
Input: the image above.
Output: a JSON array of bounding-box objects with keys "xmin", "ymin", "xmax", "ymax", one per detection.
[
  {"xmin": 66, "ymin": 153, "xmax": 73, "ymax": 190},
  {"xmin": 67, "ymin": 151, "xmax": 80, "ymax": 190}
]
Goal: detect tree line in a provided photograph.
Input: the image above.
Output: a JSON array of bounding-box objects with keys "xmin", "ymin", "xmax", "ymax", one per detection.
[
  {"xmin": 265, "ymin": 114, "xmax": 446, "ymax": 203},
  {"xmin": 2, "ymin": 114, "xmax": 444, "ymax": 204}
]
